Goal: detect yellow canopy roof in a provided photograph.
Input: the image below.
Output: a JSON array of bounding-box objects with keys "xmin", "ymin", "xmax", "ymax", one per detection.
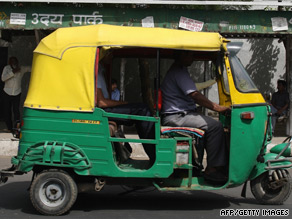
[
  {"xmin": 34, "ymin": 24, "xmax": 227, "ymax": 59},
  {"xmin": 26, "ymin": 24, "xmax": 227, "ymax": 112}
]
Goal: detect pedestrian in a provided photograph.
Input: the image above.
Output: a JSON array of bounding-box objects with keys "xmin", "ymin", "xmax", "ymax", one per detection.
[
  {"xmin": 1, "ymin": 57, "xmax": 31, "ymax": 132},
  {"xmin": 270, "ymin": 79, "xmax": 289, "ymax": 134}
]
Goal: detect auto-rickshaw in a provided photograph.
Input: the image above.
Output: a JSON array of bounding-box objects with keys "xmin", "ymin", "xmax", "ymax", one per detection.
[{"xmin": 1, "ymin": 24, "xmax": 292, "ymax": 216}]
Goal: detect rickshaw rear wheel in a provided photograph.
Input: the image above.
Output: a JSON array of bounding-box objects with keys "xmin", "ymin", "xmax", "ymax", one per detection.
[
  {"xmin": 250, "ymin": 171, "xmax": 292, "ymax": 205},
  {"xmin": 30, "ymin": 169, "xmax": 78, "ymax": 216}
]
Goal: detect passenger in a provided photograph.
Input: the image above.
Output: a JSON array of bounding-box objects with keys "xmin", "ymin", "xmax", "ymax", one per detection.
[
  {"xmin": 96, "ymin": 51, "xmax": 155, "ymax": 164},
  {"xmin": 161, "ymin": 50, "xmax": 230, "ymax": 183},
  {"xmin": 111, "ymin": 78, "xmax": 121, "ymax": 101},
  {"xmin": 270, "ymin": 79, "xmax": 289, "ymax": 134}
]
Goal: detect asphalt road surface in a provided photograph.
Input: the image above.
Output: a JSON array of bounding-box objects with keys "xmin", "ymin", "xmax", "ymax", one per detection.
[{"xmin": 1, "ymin": 156, "xmax": 291, "ymax": 219}]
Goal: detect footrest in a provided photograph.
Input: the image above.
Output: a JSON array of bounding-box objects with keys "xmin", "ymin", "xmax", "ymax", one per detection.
[{"xmin": 161, "ymin": 126, "xmax": 205, "ymax": 138}]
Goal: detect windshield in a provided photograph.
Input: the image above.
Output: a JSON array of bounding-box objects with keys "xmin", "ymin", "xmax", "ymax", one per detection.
[{"xmin": 229, "ymin": 55, "xmax": 259, "ymax": 93}]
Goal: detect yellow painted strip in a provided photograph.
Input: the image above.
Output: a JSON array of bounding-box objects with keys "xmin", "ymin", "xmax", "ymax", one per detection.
[{"xmin": 72, "ymin": 119, "xmax": 100, "ymax": 124}]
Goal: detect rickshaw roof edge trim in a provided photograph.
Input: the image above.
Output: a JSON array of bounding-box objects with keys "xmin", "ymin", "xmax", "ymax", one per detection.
[{"xmin": 34, "ymin": 24, "xmax": 227, "ymax": 59}]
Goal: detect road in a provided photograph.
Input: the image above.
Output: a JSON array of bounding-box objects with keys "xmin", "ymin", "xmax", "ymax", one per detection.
[{"xmin": 0, "ymin": 156, "xmax": 291, "ymax": 219}]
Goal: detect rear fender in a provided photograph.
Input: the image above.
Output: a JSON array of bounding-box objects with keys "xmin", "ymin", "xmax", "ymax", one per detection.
[{"xmin": 17, "ymin": 141, "xmax": 91, "ymax": 175}]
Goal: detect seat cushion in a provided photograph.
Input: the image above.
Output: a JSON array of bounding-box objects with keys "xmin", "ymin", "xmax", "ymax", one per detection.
[{"xmin": 161, "ymin": 126, "xmax": 205, "ymax": 138}]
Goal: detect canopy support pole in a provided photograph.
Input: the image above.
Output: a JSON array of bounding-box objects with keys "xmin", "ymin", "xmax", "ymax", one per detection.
[
  {"xmin": 286, "ymin": 35, "xmax": 292, "ymax": 135},
  {"xmin": 156, "ymin": 49, "xmax": 160, "ymax": 117}
]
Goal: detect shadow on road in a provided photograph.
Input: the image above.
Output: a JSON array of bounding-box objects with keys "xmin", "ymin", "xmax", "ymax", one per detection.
[
  {"xmin": 0, "ymin": 181, "xmax": 36, "ymax": 215},
  {"xmin": 0, "ymin": 181, "xmax": 283, "ymax": 216}
]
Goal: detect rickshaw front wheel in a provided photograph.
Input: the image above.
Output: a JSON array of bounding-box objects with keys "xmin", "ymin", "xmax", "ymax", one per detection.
[
  {"xmin": 250, "ymin": 170, "xmax": 292, "ymax": 205},
  {"xmin": 30, "ymin": 169, "xmax": 78, "ymax": 215}
]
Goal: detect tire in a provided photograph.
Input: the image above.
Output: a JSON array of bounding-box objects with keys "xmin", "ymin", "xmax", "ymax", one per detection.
[
  {"xmin": 250, "ymin": 170, "xmax": 292, "ymax": 205},
  {"xmin": 30, "ymin": 169, "xmax": 78, "ymax": 216}
]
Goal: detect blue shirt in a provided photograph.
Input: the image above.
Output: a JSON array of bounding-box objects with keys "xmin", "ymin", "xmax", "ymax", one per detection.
[
  {"xmin": 111, "ymin": 88, "xmax": 120, "ymax": 101},
  {"xmin": 97, "ymin": 64, "xmax": 109, "ymax": 99},
  {"xmin": 161, "ymin": 64, "xmax": 197, "ymax": 114}
]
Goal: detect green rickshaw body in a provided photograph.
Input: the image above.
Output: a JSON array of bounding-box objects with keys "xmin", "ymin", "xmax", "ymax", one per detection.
[
  {"xmin": 229, "ymin": 105, "xmax": 268, "ymax": 185},
  {"xmin": 11, "ymin": 25, "xmax": 290, "ymax": 185},
  {"xmin": 12, "ymin": 24, "xmax": 235, "ymax": 185},
  {"xmin": 15, "ymin": 107, "xmax": 175, "ymax": 178}
]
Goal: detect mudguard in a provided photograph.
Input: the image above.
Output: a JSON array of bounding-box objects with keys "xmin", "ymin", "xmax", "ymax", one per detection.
[
  {"xmin": 13, "ymin": 141, "xmax": 91, "ymax": 175},
  {"xmin": 270, "ymin": 142, "xmax": 292, "ymax": 157},
  {"xmin": 250, "ymin": 153, "xmax": 292, "ymax": 180}
]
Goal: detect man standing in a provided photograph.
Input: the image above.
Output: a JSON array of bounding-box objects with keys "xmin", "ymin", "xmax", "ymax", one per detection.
[
  {"xmin": 270, "ymin": 80, "xmax": 289, "ymax": 133},
  {"xmin": 161, "ymin": 50, "xmax": 230, "ymax": 183},
  {"xmin": 1, "ymin": 57, "xmax": 30, "ymax": 132}
]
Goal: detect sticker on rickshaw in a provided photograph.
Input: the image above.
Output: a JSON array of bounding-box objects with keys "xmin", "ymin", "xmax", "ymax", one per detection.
[{"xmin": 72, "ymin": 119, "xmax": 100, "ymax": 124}]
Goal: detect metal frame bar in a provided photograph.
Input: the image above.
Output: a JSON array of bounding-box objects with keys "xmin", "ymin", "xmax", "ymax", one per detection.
[
  {"xmin": 1, "ymin": 0, "xmax": 292, "ymax": 7},
  {"xmin": 155, "ymin": 49, "xmax": 160, "ymax": 117},
  {"xmin": 265, "ymin": 158, "xmax": 292, "ymax": 170}
]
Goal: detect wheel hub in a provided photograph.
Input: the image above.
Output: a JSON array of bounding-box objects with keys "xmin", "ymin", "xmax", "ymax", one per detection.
[{"xmin": 45, "ymin": 184, "xmax": 62, "ymax": 201}]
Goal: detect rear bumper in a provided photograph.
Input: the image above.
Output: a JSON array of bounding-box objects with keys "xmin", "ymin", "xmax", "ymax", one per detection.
[
  {"xmin": 0, "ymin": 165, "xmax": 17, "ymax": 184},
  {"xmin": 0, "ymin": 157, "xmax": 23, "ymax": 184}
]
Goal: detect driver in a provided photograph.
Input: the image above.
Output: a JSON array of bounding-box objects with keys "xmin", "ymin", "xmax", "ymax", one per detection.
[{"xmin": 161, "ymin": 50, "xmax": 230, "ymax": 183}]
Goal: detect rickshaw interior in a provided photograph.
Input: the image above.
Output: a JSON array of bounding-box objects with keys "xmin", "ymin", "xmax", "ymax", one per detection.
[{"xmin": 100, "ymin": 46, "xmax": 232, "ymax": 174}]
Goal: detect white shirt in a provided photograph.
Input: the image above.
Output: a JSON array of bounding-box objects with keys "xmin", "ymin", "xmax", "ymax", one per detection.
[{"xmin": 1, "ymin": 65, "xmax": 31, "ymax": 96}]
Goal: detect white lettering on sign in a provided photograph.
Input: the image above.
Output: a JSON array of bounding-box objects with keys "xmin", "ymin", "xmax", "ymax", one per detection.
[
  {"xmin": 179, "ymin": 16, "xmax": 204, "ymax": 32},
  {"xmin": 10, "ymin": 13, "xmax": 26, "ymax": 25},
  {"xmin": 229, "ymin": 25, "xmax": 256, "ymax": 31},
  {"xmin": 72, "ymin": 11, "xmax": 103, "ymax": 25},
  {"xmin": 32, "ymin": 13, "xmax": 64, "ymax": 26}
]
